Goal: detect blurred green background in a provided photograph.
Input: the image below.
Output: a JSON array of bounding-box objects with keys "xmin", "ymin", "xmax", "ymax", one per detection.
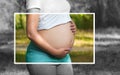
[{"xmin": 15, "ymin": 14, "xmax": 94, "ymax": 63}]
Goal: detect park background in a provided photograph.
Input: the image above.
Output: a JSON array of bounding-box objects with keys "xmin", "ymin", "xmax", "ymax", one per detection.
[{"xmin": 15, "ymin": 14, "xmax": 94, "ymax": 63}]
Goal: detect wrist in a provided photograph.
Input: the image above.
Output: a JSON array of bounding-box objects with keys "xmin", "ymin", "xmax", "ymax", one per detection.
[{"xmin": 48, "ymin": 47, "xmax": 57, "ymax": 56}]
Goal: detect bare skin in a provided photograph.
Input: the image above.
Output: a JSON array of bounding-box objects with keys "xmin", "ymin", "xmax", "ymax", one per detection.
[
  {"xmin": 26, "ymin": 14, "xmax": 76, "ymax": 58},
  {"xmin": 38, "ymin": 22, "xmax": 74, "ymax": 49}
]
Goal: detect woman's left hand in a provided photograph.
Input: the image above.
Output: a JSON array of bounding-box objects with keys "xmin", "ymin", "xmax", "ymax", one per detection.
[{"xmin": 70, "ymin": 21, "xmax": 76, "ymax": 35}]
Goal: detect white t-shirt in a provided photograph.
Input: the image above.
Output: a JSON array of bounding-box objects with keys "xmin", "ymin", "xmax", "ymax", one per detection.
[
  {"xmin": 26, "ymin": 0, "xmax": 71, "ymax": 13},
  {"xmin": 26, "ymin": 0, "xmax": 71, "ymax": 30},
  {"xmin": 38, "ymin": 14, "xmax": 71, "ymax": 30}
]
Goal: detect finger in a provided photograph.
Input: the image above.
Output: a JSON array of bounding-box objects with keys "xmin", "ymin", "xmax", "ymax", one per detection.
[
  {"xmin": 70, "ymin": 24, "xmax": 75, "ymax": 27},
  {"xmin": 72, "ymin": 30, "xmax": 76, "ymax": 32},
  {"xmin": 70, "ymin": 26, "xmax": 76, "ymax": 29},
  {"xmin": 71, "ymin": 27, "xmax": 76, "ymax": 30},
  {"xmin": 71, "ymin": 28, "xmax": 76, "ymax": 31},
  {"xmin": 70, "ymin": 24, "xmax": 74, "ymax": 25},
  {"xmin": 72, "ymin": 31, "xmax": 76, "ymax": 35},
  {"xmin": 71, "ymin": 30, "xmax": 75, "ymax": 32},
  {"xmin": 65, "ymin": 51, "xmax": 69, "ymax": 54},
  {"xmin": 64, "ymin": 49, "xmax": 69, "ymax": 51},
  {"xmin": 64, "ymin": 48, "xmax": 71, "ymax": 51}
]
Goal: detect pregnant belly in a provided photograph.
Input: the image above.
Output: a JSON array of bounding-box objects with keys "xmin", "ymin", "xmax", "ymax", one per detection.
[{"xmin": 38, "ymin": 22, "xmax": 74, "ymax": 49}]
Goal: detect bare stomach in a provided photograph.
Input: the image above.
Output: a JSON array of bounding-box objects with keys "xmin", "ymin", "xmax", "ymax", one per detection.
[{"xmin": 38, "ymin": 22, "xmax": 74, "ymax": 49}]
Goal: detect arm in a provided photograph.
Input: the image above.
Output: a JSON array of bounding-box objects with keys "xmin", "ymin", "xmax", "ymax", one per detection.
[{"xmin": 26, "ymin": 14, "xmax": 70, "ymax": 58}]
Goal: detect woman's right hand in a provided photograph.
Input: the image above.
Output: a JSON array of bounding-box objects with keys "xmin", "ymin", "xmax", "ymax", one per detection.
[{"xmin": 52, "ymin": 48, "xmax": 71, "ymax": 58}]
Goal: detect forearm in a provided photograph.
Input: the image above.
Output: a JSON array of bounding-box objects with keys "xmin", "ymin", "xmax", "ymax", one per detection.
[
  {"xmin": 27, "ymin": 14, "xmax": 56, "ymax": 56},
  {"xmin": 27, "ymin": 32, "xmax": 56, "ymax": 55}
]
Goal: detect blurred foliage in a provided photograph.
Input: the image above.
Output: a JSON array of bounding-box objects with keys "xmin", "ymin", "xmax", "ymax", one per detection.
[
  {"xmin": 15, "ymin": 14, "xmax": 94, "ymax": 62},
  {"xmin": 70, "ymin": 50, "xmax": 93, "ymax": 62},
  {"xmin": 90, "ymin": 0, "xmax": 120, "ymax": 28},
  {"xmin": 74, "ymin": 30, "xmax": 93, "ymax": 47},
  {"xmin": 16, "ymin": 50, "xmax": 26, "ymax": 62},
  {"xmin": 16, "ymin": 14, "xmax": 93, "ymax": 30},
  {"xmin": 70, "ymin": 14, "xmax": 93, "ymax": 30},
  {"xmin": 16, "ymin": 14, "xmax": 26, "ymax": 30}
]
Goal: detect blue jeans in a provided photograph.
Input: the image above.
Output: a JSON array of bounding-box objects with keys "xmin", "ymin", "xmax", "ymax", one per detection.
[{"xmin": 27, "ymin": 64, "xmax": 73, "ymax": 75}]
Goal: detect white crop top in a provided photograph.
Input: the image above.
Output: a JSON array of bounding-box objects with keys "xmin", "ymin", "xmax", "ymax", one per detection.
[
  {"xmin": 38, "ymin": 14, "xmax": 71, "ymax": 30},
  {"xmin": 26, "ymin": 0, "xmax": 71, "ymax": 30},
  {"xmin": 26, "ymin": 0, "xmax": 71, "ymax": 13}
]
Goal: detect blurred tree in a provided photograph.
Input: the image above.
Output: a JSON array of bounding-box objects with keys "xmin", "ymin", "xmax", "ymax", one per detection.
[
  {"xmin": 17, "ymin": 0, "xmax": 26, "ymax": 12},
  {"xmin": 107, "ymin": 0, "xmax": 120, "ymax": 27},
  {"xmin": 1, "ymin": 0, "xmax": 27, "ymax": 30},
  {"xmin": 68, "ymin": 0, "xmax": 90, "ymax": 12},
  {"xmin": 70, "ymin": 14, "xmax": 93, "ymax": 30},
  {"xmin": 16, "ymin": 14, "xmax": 26, "ymax": 30},
  {"xmin": 89, "ymin": 0, "xmax": 120, "ymax": 28}
]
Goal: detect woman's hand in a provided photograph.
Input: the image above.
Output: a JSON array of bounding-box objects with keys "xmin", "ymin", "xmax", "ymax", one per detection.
[
  {"xmin": 52, "ymin": 48, "xmax": 71, "ymax": 58},
  {"xmin": 70, "ymin": 21, "xmax": 76, "ymax": 35}
]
